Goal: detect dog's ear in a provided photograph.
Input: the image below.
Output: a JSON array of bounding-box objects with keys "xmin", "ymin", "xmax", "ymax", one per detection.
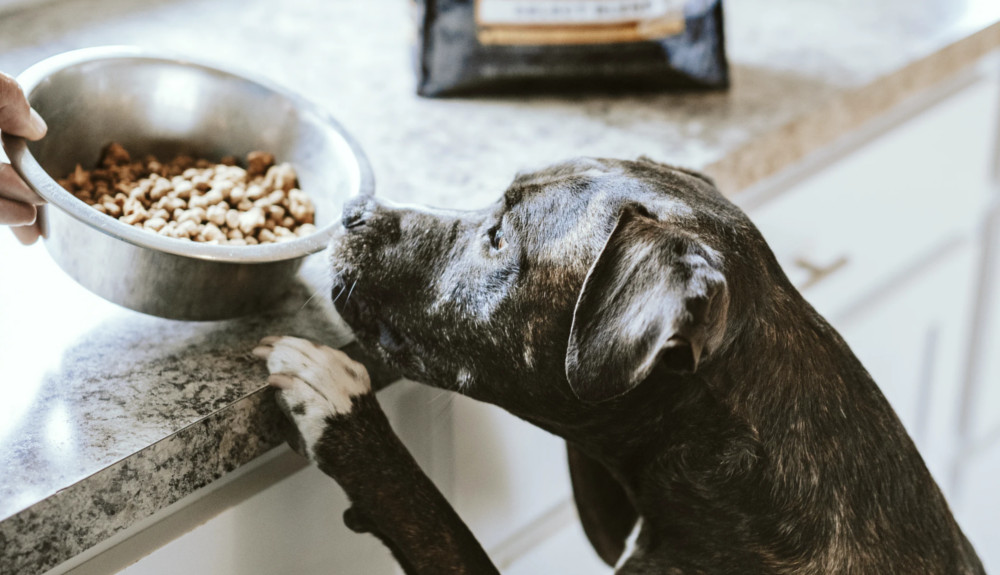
[{"xmin": 566, "ymin": 205, "xmax": 729, "ymax": 402}]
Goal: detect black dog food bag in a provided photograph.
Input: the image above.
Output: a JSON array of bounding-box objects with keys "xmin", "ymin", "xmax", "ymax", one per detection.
[{"xmin": 414, "ymin": 0, "xmax": 729, "ymax": 96}]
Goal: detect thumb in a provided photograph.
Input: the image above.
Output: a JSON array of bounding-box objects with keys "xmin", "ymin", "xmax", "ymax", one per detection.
[{"xmin": 0, "ymin": 72, "xmax": 47, "ymax": 140}]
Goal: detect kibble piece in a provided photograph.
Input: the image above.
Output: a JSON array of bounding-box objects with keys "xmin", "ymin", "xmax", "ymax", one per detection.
[
  {"xmin": 246, "ymin": 151, "xmax": 275, "ymax": 177},
  {"xmin": 264, "ymin": 163, "xmax": 296, "ymax": 191},
  {"xmin": 238, "ymin": 207, "xmax": 266, "ymax": 235},
  {"xmin": 173, "ymin": 180, "xmax": 194, "ymax": 200},
  {"xmin": 71, "ymin": 164, "xmax": 90, "ymax": 188},
  {"xmin": 100, "ymin": 142, "xmax": 131, "ymax": 167},
  {"xmin": 295, "ymin": 223, "xmax": 317, "ymax": 237},
  {"xmin": 122, "ymin": 209, "xmax": 148, "ymax": 226},
  {"xmin": 200, "ymin": 223, "xmax": 226, "ymax": 242},
  {"xmin": 202, "ymin": 189, "xmax": 225, "ymax": 207},
  {"xmin": 268, "ymin": 205, "xmax": 286, "ymax": 221},
  {"xmin": 230, "ymin": 186, "xmax": 246, "ymax": 203},
  {"xmin": 245, "ymin": 184, "xmax": 265, "ymax": 201},
  {"xmin": 287, "ymin": 189, "xmax": 315, "ymax": 224},
  {"xmin": 225, "ymin": 208, "xmax": 241, "ymax": 230},
  {"xmin": 211, "ymin": 179, "xmax": 235, "ymax": 199},
  {"xmin": 160, "ymin": 196, "xmax": 186, "ymax": 212},
  {"xmin": 175, "ymin": 220, "xmax": 200, "ymax": 238},
  {"xmin": 123, "ymin": 198, "xmax": 143, "ymax": 216},
  {"xmin": 149, "ymin": 177, "xmax": 173, "ymax": 201},
  {"xmin": 144, "ymin": 217, "xmax": 168, "ymax": 232},
  {"xmin": 177, "ymin": 207, "xmax": 206, "ymax": 225},
  {"xmin": 206, "ymin": 203, "xmax": 229, "ymax": 226}
]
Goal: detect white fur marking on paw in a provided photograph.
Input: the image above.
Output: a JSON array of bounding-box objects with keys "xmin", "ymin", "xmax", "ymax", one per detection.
[
  {"xmin": 257, "ymin": 336, "xmax": 371, "ymax": 460},
  {"xmin": 264, "ymin": 336, "xmax": 370, "ymax": 414}
]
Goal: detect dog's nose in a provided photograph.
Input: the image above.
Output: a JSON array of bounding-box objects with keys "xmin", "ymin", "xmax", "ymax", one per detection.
[{"xmin": 341, "ymin": 196, "xmax": 375, "ymax": 230}]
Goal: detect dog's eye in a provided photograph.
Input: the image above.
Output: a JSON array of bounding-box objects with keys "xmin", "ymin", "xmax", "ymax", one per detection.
[{"xmin": 489, "ymin": 226, "xmax": 507, "ymax": 251}]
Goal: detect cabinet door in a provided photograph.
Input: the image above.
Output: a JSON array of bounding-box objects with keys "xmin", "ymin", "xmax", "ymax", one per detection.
[
  {"xmin": 965, "ymin": 215, "xmax": 1000, "ymax": 445},
  {"xmin": 836, "ymin": 244, "xmax": 977, "ymax": 492},
  {"xmin": 748, "ymin": 72, "xmax": 998, "ymax": 321},
  {"xmin": 951, "ymin": 439, "xmax": 1000, "ymax": 574},
  {"xmin": 447, "ymin": 394, "xmax": 574, "ymax": 553}
]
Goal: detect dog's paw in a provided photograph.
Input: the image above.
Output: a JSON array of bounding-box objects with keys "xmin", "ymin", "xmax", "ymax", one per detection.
[{"xmin": 253, "ymin": 336, "xmax": 371, "ymax": 460}]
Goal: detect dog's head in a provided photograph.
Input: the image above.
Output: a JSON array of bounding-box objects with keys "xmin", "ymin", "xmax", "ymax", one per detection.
[{"xmin": 330, "ymin": 158, "xmax": 764, "ymax": 406}]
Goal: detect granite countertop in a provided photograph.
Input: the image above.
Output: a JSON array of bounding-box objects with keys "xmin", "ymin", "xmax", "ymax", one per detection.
[{"xmin": 1, "ymin": 0, "xmax": 999, "ymax": 573}]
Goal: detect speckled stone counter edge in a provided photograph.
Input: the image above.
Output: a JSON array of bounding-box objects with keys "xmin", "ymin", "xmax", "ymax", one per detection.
[
  {"xmin": 706, "ymin": 21, "xmax": 1000, "ymax": 194},
  {"xmin": 0, "ymin": 388, "xmax": 290, "ymax": 575}
]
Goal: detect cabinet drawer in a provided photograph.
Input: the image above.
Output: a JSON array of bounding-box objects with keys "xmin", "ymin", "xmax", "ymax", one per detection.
[{"xmin": 748, "ymin": 74, "xmax": 999, "ymax": 321}]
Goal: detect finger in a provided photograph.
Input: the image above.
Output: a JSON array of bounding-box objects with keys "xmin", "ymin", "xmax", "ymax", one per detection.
[
  {"xmin": 11, "ymin": 221, "xmax": 40, "ymax": 245},
  {"xmin": 0, "ymin": 195, "xmax": 36, "ymax": 226},
  {"xmin": 0, "ymin": 73, "xmax": 46, "ymax": 140},
  {"xmin": 0, "ymin": 163, "xmax": 44, "ymax": 205}
]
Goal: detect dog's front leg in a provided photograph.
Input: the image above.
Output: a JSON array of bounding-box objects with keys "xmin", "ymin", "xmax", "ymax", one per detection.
[{"xmin": 254, "ymin": 336, "xmax": 499, "ymax": 575}]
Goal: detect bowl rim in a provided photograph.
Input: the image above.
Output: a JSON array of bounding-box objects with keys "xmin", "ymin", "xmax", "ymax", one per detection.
[{"xmin": 1, "ymin": 45, "xmax": 374, "ymax": 264}]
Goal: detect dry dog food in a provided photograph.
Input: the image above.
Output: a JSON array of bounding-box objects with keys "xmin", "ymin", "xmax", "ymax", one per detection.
[{"xmin": 57, "ymin": 143, "xmax": 317, "ymax": 245}]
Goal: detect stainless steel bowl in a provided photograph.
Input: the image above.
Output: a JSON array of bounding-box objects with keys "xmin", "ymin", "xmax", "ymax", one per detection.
[{"xmin": 1, "ymin": 46, "xmax": 373, "ymax": 320}]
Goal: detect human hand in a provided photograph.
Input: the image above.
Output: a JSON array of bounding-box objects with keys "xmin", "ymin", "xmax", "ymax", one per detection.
[{"xmin": 0, "ymin": 71, "xmax": 48, "ymax": 245}]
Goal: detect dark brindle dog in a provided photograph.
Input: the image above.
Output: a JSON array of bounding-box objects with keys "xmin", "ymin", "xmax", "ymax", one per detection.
[{"xmin": 254, "ymin": 158, "xmax": 984, "ymax": 574}]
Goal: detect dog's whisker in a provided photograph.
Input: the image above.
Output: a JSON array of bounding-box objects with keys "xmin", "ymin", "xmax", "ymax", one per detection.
[
  {"xmin": 331, "ymin": 282, "xmax": 348, "ymax": 304},
  {"xmin": 299, "ymin": 285, "xmax": 326, "ymax": 311},
  {"xmin": 344, "ymin": 279, "xmax": 359, "ymax": 304}
]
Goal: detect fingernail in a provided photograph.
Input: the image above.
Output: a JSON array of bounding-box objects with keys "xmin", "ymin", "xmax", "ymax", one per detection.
[{"xmin": 27, "ymin": 108, "xmax": 47, "ymax": 140}]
